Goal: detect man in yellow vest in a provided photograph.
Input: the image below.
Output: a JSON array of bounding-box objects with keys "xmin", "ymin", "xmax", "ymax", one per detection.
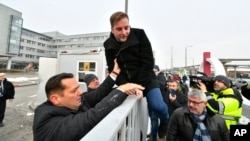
[{"xmin": 198, "ymin": 75, "xmax": 242, "ymax": 129}]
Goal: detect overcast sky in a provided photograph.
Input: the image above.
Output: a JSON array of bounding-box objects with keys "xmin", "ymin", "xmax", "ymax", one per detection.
[{"xmin": 1, "ymin": 0, "xmax": 250, "ymax": 69}]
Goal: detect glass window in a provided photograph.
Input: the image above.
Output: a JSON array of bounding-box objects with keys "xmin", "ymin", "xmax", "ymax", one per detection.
[
  {"xmin": 8, "ymin": 15, "xmax": 23, "ymax": 55},
  {"xmin": 78, "ymin": 61, "xmax": 97, "ymax": 82}
]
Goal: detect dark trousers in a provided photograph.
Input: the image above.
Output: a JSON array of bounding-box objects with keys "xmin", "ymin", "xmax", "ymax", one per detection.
[
  {"xmin": 149, "ymin": 111, "xmax": 159, "ymax": 139},
  {"xmin": 0, "ymin": 98, "xmax": 6, "ymax": 122}
]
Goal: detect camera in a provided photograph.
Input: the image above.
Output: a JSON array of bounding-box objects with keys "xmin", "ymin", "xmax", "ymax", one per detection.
[{"xmin": 189, "ymin": 71, "xmax": 215, "ymax": 92}]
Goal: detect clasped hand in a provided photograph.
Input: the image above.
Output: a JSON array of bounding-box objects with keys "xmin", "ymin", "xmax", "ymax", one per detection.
[{"xmin": 117, "ymin": 83, "xmax": 145, "ymax": 100}]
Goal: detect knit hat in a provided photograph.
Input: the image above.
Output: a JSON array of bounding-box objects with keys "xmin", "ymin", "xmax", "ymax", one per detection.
[
  {"xmin": 214, "ymin": 75, "xmax": 230, "ymax": 87},
  {"xmin": 154, "ymin": 65, "xmax": 160, "ymax": 71},
  {"xmin": 83, "ymin": 74, "xmax": 98, "ymax": 86}
]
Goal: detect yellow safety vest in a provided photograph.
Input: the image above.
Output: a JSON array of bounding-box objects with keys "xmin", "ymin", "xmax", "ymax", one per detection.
[{"xmin": 206, "ymin": 88, "xmax": 242, "ymax": 129}]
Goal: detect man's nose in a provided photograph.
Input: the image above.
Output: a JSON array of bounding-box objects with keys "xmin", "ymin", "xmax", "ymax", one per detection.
[{"xmin": 121, "ymin": 28, "xmax": 127, "ymax": 34}]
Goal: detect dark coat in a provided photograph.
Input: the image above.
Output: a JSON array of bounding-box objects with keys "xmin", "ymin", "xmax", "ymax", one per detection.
[
  {"xmin": 104, "ymin": 28, "xmax": 157, "ymax": 93},
  {"xmin": 167, "ymin": 106, "xmax": 230, "ymax": 141},
  {"xmin": 1, "ymin": 78, "xmax": 15, "ymax": 99},
  {"xmin": 33, "ymin": 76, "xmax": 127, "ymax": 141},
  {"xmin": 165, "ymin": 89, "xmax": 187, "ymax": 117},
  {"xmin": 156, "ymin": 72, "xmax": 167, "ymax": 89}
]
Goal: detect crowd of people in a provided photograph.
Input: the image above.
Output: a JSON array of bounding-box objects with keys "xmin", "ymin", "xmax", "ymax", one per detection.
[
  {"xmin": 1, "ymin": 11, "xmax": 247, "ymax": 141},
  {"xmin": 148, "ymin": 67, "xmax": 244, "ymax": 141},
  {"xmin": 34, "ymin": 11, "xmax": 244, "ymax": 141}
]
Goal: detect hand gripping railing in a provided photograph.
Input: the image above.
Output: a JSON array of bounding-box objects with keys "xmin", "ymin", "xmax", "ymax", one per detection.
[{"xmin": 81, "ymin": 95, "xmax": 148, "ymax": 141}]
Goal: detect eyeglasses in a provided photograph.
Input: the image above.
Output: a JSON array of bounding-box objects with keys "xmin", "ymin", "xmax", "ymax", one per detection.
[{"xmin": 188, "ymin": 99, "xmax": 204, "ymax": 106}]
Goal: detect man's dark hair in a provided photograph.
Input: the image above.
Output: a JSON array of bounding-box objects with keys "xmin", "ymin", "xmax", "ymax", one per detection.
[{"xmin": 45, "ymin": 73, "xmax": 74, "ymax": 98}]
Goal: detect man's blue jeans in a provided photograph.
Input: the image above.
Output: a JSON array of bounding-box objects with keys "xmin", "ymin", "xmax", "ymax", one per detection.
[
  {"xmin": 149, "ymin": 111, "xmax": 159, "ymax": 139},
  {"xmin": 146, "ymin": 88, "xmax": 169, "ymax": 122},
  {"xmin": 147, "ymin": 88, "xmax": 169, "ymax": 138}
]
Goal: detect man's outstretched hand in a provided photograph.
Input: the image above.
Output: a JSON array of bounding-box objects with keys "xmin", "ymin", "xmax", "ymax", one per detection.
[{"xmin": 117, "ymin": 83, "xmax": 144, "ymax": 100}]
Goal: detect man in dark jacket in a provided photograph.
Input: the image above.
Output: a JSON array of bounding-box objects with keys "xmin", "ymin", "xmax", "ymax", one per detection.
[
  {"xmin": 0, "ymin": 73, "xmax": 15, "ymax": 127},
  {"xmin": 166, "ymin": 80, "xmax": 187, "ymax": 117},
  {"xmin": 167, "ymin": 89, "xmax": 230, "ymax": 141},
  {"xmin": 33, "ymin": 60, "xmax": 144, "ymax": 141},
  {"xmin": 83, "ymin": 73, "xmax": 100, "ymax": 92},
  {"xmin": 104, "ymin": 11, "xmax": 169, "ymax": 139}
]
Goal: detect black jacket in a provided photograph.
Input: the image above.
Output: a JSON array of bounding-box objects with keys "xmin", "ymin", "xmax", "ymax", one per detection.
[
  {"xmin": 33, "ymin": 76, "xmax": 127, "ymax": 141},
  {"xmin": 1, "ymin": 78, "xmax": 15, "ymax": 99},
  {"xmin": 165, "ymin": 89, "xmax": 187, "ymax": 117},
  {"xmin": 156, "ymin": 72, "xmax": 167, "ymax": 89},
  {"xmin": 167, "ymin": 106, "xmax": 230, "ymax": 141},
  {"xmin": 104, "ymin": 28, "xmax": 157, "ymax": 93}
]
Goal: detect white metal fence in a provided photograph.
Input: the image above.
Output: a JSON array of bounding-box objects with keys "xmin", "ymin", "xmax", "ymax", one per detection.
[{"xmin": 81, "ymin": 96, "xmax": 148, "ymax": 141}]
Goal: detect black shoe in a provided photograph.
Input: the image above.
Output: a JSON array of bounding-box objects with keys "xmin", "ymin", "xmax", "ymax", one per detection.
[
  {"xmin": 0, "ymin": 122, "xmax": 4, "ymax": 127},
  {"xmin": 158, "ymin": 122, "xmax": 168, "ymax": 138}
]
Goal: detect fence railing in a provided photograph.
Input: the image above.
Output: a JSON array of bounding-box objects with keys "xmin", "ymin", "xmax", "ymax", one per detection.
[{"xmin": 81, "ymin": 96, "xmax": 148, "ymax": 141}]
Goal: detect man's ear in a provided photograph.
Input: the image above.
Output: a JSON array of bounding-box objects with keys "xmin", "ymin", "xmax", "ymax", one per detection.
[
  {"xmin": 111, "ymin": 27, "xmax": 115, "ymax": 34},
  {"xmin": 204, "ymin": 101, "xmax": 208, "ymax": 106},
  {"xmin": 49, "ymin": 94, "xmax": 60, "ymax": 105}
]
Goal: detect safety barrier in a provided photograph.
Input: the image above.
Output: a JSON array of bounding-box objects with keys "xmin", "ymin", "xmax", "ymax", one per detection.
[{"xmin": 81, "ymin": 96, "xmax": 148, "ymax": 141}]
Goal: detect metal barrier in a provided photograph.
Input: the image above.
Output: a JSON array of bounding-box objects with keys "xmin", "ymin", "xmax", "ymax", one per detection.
[{"xmin": 81, "ymin": 95, "xmax": 148, "ymax": 141}]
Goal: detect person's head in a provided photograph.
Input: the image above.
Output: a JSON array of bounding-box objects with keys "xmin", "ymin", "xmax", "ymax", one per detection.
[
  {"xmin": 153, "ymin": 65, "xmax": 160, "ymax": 73},
  {"xmin": 110, "ymin": 11, "xmax": 130, "ymax": 42},
  {"xmin": 168, "ymin": 80, "xmax": 178, "ymax": 91},
  {"xmin": 83, "ymin": 74, "xmax": 100, "ymax": 89},
  {"xmin": 213, "ymin": 75, "xmax": 230, "ymax": 91},
  {"xmin": 45, "ymin": 73, "xmax": 83, "ymax": 111},
  {"xmin": 168, "ymin": 75, "xmax": 174, "ymax": 80},
  {"xmin": 0, "ymin": 73, "xmax": 5, "ymax": 81},
  {"xmin": 187, "ymin": 89, "xmax": 207, "ymax": 115}
]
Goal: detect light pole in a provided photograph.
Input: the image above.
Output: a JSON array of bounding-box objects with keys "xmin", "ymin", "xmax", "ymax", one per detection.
[
  {"xmin": 125, "ymin": 0, "xmax": 128, "ymax": 14},
  {"xmin": 185, "ymin": 46, "xmax": 192, "ymax": 67}
]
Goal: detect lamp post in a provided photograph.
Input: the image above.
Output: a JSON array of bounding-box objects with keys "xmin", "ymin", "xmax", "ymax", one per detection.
[
  {"xmin": 185, "ymin": 46, "xmax": 192, "ymax": 67},
  {"xmin": 125, "ymin": 0, "xmax": 128, "ymax": 14}
]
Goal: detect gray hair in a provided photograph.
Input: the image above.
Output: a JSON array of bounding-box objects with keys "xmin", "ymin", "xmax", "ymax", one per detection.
[{"xmin": 188, "ymin": 89, "xmax": 207, "ymax": 102}]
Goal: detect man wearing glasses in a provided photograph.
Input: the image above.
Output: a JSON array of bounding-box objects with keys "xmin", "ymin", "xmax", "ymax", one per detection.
[
  {"xmin": 198, "ymin": 75, "xmax": 243, "ymax": 130},
  {"xmin": 167, "ymin": 89, "xmax": 230, "ymax": 141}
]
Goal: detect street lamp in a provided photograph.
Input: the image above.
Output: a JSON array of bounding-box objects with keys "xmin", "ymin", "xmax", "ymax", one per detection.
[
  {"xmin": 185, "ymin": 46, "xmax": 192, "ymax": 67},
  {"xmin": 125, "ymin": 0, "xmax": 128, "ymax": 14}
]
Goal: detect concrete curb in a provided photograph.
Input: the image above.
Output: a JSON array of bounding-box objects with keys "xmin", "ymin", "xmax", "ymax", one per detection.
[{"xmin": 13, "ymin": 82, "xmax": 38, "ymax": 87}]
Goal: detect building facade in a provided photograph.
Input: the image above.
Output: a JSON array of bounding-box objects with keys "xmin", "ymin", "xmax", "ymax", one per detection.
[{"xmin": 0, "ymin": 3, "xmax": 109, "ymax": 71}]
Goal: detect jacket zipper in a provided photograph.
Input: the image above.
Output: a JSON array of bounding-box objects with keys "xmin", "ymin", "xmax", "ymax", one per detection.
[{"xmin": 115, "ymin": 46, "xmax": 131, "ymax": 81}]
